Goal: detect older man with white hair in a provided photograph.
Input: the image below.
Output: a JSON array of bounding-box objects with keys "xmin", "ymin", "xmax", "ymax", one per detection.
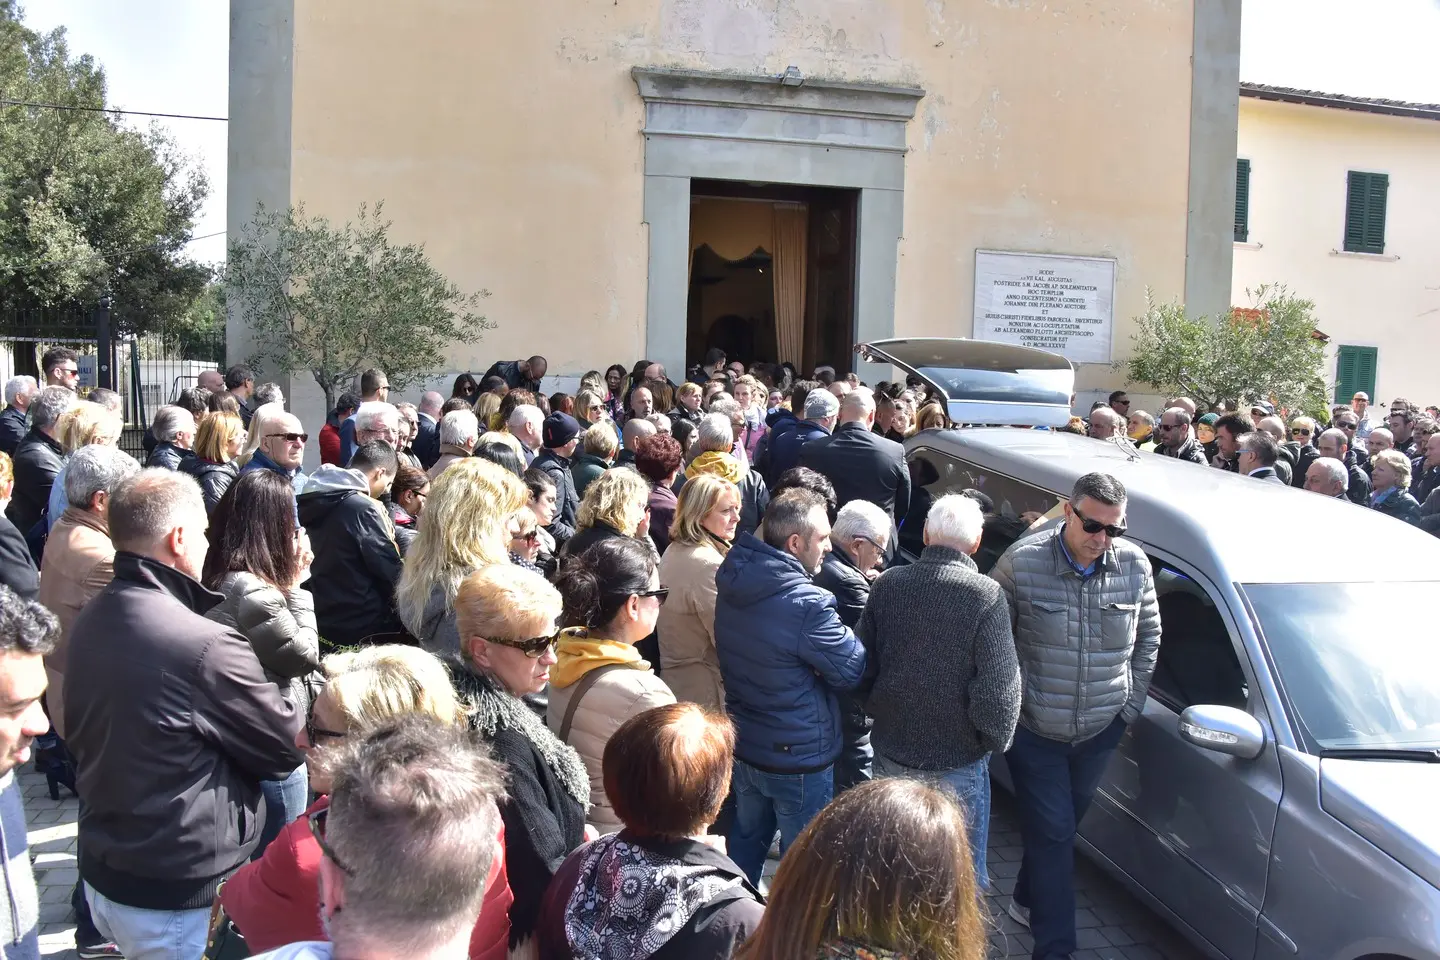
[
  {"xmin": 7, "ymin": 386, "xmax": 75, "ymax": 535},
  {"xmin": 857, "ymin": 492, "xmax": 1021, "ymax": 888},
  {"xmin": 814, "ymin": 498, "xmax": 892, "ymax": 792},
  {"xmin": 1087, "ymin": 406, "xmax": 1125, "ymax": 441},
  {"xmin": 428, "ymin": 409, "xmax": 479, "ymax": 480},
  {"xmin": 352, "ymin": 401, "xmax": 401, "ymax": 456},
  {"xmin": 413, "ymin": 390, "xmax": 445, "ymax": 468},
  {"xmin": 0, "ymin": 375, "xmax": 37, "ymax": 455},
  {"xmin": 507, "ymin": 404, "xmax": 544, "ymax": 466},
  {"xmin": 145, "ymin": 406, "xmax": 198, "ymax": 471},
  {"xmin": 1316, "ymin": 426, "xmax": 1371, "ymax": 504},
  {"xmin": 685, "ymin": 412, "xmax": 769, "ymax": 539},
  {"xmin": 1304, "ymin": 458, "xmax": 1350, "ymax": 500}
]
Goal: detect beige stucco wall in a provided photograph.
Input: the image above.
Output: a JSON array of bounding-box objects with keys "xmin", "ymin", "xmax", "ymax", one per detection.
[
  {"xmin": 1231, "ymin": 97, "xmax": 1440, "ymax": 407},
  {"xmin": 270, "ymin": 0, "xmax": 1194, "ymax": 403}
]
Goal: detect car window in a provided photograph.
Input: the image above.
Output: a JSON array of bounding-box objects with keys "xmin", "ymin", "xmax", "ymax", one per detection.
[
  {"xmin": 902, "ymin": 447, "xmax": 1063, "ymax": 573},
  {"xmin": 1243, "ymin": 582, "xmax": 1440, "ymax": 752},
  {"xmin": 1146, "ymin": 561, "xmax": 1248, "ymax": 711}
]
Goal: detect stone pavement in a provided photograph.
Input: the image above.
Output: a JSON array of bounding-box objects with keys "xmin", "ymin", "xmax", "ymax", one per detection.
[{"xmin": 19, "ymin": 765, "xmax": 1202, "ymax": 960}]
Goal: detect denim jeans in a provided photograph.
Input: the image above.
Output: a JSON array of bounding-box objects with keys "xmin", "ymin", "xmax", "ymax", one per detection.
[
  {"xmin": 1006, "ymin": 717, "xmax": 1128, "ymax": 960},
  {"xmin": 726, "ymin": 760, "xmax": 834, "ymax": 885},
  {"xmin": 84, "ymin": 884, "xmax": 210, "ymax": 960},
  {"xmin": 874, "ymin": 752, "xmax": 992, "ymax": 890},
  {"xmin": 256, "ymin": 764, "xmax": 309, "ymax": 857}
]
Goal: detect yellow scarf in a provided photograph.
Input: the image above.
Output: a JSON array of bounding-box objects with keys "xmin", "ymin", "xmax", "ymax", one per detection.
[
  {"xmin": 686, "ymin": 450, "xmax": 743, "ymax": 484},
  {"xmin": 551, "ymin": 627, "xmax": 650, "ymax": 688}
]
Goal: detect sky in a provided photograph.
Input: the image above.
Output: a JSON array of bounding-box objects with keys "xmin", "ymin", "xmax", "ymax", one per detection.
[{"xmin": 18, "ymin": 0, "xmax": 1440, "ymax": 270}]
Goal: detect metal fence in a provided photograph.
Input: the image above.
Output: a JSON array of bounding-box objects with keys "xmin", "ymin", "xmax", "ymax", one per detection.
[{"xmin": 0, "ymin": 301, "xmax": 226, "ymax": 461}]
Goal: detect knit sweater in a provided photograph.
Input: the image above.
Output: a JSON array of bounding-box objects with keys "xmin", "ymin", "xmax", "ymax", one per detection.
[{"xmin": 856, "ymin": 546, "xmax": 1022, "ymax": 770}]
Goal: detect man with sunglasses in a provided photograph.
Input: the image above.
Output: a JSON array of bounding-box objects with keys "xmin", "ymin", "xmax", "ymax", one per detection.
[
  {"xmin": 1154, "ymin": 408, "xmax": 1207, "ymax": 465},
  {"xmin": 242, "ymin": 410, "xmax": 310, "ymax": 495},
  {"xmin": 990, "ymin": 472, "xmax": 1161, "ymax": 960}
]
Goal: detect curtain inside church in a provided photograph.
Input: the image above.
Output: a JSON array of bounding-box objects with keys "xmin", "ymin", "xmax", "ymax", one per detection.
[{"xmin": 771, "ymin": 202, "xmax": 808, "ymax": 367}]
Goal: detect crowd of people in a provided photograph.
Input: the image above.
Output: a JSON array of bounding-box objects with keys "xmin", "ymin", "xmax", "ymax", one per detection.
[{"xmin": 0, "ymin": 342, "xmax": 1429, "ymax": 960}]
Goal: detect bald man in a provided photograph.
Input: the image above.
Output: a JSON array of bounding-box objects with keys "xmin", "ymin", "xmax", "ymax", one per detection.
[
  {"xmin": 618, "ymin": 417, "xmax": 656, "ymax": 468},
  {"xmin": 1304, "ymin": 459, "xmax": 1349, "ymax": 500},
  {"xmin": 800, "ymin": 390, "xmax": 910, "ymax": 527}
]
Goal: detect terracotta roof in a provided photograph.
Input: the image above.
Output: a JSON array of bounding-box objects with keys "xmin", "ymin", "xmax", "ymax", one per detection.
[{"xmin": 1240, "ymin": 82, "xmax": 1440, "ymax": 122}]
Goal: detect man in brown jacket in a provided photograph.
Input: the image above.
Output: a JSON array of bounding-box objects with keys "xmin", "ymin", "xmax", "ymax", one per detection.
[{"xmin": 37, "ymin": 445, "xmax": 139, "ymax": 740}]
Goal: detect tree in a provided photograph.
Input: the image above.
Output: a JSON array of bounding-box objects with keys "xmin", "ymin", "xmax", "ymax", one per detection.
[
  {"xmin": 1124, "ymin": 284, "xmax": 1329, "ymax": 416},
  {"xmin": 225, "ymin": 202, "xmax": 492, "ymax": 411},
  {"xmin": 0, "ymin": 2, "xmax": 211, "ymax": 332}
]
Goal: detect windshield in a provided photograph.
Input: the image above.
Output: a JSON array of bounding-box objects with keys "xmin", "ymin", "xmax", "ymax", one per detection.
[{"xmin": 1244, "ymin": 582, "xmax": 1440, "ymax": 752}]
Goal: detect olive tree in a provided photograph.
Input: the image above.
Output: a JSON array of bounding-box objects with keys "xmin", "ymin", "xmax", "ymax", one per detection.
[
  {"xmin": 1124, "ymin": 284, "xmax": 1328, "ymax": 416},
  {"xmin": 226, "ymin": 202, "xmax": 490, "ymax": 410}
]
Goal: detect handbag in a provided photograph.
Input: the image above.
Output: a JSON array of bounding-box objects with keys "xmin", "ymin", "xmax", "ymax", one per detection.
[{"xmin": 203, "ymin": 888, "xmax": 251, "ymax": 960}]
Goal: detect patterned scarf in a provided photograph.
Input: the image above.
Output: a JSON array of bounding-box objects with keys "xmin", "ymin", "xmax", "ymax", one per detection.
[
  {"xmin": 565, "ymin": 834, "xmax": 747, "ymax": 960},
  {"xmin": 449, "ymin": 661, "xmax": 590, "ymax": 808}
]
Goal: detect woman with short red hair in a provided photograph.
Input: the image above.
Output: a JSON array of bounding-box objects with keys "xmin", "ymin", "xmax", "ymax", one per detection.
[{"xmin": 536, "ymin": 703, "xmax": 764, "ymax": 960}]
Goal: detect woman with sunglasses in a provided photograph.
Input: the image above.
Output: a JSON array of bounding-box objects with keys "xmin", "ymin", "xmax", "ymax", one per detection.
[
  {"xmin": 219, "ymin": 644, "xmax": 515, "ymax": 960},
  {"xmin": 509, "ymin": 507, "xmax": 544, "ymax": 572},
  {"xmin": 452, "ymin": 564, "xmax": 590, "ymax": 954},
  {"xmin": 203, "ymin": 469, "xmax": 320, "ymax": 851},
  {"xmin": 388, "ymin": 464, "xmax": 429, "ymax": 557},
  {"xmin": 397, "ymin": 458, "xmax": 529, "ymax": 656},
  {"xmin": 548, "ymin": 537, "xmax": 675, "ymax": 834}
]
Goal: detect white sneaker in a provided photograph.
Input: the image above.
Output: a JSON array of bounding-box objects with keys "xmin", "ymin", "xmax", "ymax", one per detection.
[{"xmin": 1006, "ymin": 900, "xmax": 1031, "ymax": 928}]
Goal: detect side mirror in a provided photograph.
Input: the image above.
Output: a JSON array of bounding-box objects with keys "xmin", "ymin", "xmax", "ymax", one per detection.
[{"xmin": 1178, "ymin": 705, "xmax": 1266, "ymax": 760}]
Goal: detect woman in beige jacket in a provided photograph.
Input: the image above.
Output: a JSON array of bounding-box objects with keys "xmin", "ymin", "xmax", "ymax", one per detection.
[
  {"xmin": 655, "ymin": 474, "xmax": 740, "ymax": 712},
  {"xmin": 548, "ymin": 536, "xmax": 674, "ymax": 834}
]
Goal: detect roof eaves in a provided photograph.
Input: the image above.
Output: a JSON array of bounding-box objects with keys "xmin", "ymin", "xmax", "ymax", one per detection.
[{"xmin": 1240, "ymin": 82, "xmax": 1440, "ymax": 122}]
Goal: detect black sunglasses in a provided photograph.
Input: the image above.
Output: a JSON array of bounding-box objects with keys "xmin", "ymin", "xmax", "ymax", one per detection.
[
  {"xmin": 1072, "ymin": 506, "xmax": 1127, "ymax": 539},
  {"xmin": 635, "ymin": 587, "xmax": 670, "ymax": 606},
  {"xmin": 309, "ymin": 809, "xmax": 354, "ymax": 876},
  {"xmin": 267, "ymin": 432, "xmax": 309, "ymax": 444},
  {"xmin": 487, "ymin": 632, "xmax": 562, "ymax": 658}
]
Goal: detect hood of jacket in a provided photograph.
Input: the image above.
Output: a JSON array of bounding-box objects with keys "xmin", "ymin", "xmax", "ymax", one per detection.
[
  {"xmin": 766, "ymin": 406, "xmax": 798, "ymax": 431},
  {"xmin": 296, "ymin": 465, "xmax": 370, "ymax": 525},
  {"xmin": 715, "ymin": 532, "xmax": 812, "ymax": 607},
  {"xmin": 551, "ymin": 627, "xmax": 649, "ymax": 688},
  {"xmin": 571, "ymin": 452, "xmax": 610, "ymax": 472},
  {"xmin": 686, "ymin": 450, "xmax": 743, "ymax": 484}
]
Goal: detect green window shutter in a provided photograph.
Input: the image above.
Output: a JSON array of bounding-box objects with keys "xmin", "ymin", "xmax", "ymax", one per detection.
[
  {"xmin": 1334, "ymin": 345, "xmax": 1378, "ymax": 403},
  {"xmin": 1344, "ymin": 171, "xmax": 1388, "ymax": 254},
  {"xmin": 1234, "ymin": 159, "xmax": 1250, "ymax": 242}
]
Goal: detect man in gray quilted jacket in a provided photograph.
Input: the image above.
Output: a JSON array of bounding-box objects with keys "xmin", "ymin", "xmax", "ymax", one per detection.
[{"xmin": 990, "ymin": 472, "xmax": 1161, "ymax": 960}]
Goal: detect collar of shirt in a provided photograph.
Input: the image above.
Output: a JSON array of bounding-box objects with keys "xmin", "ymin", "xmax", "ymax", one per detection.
[{"xmin": 1057, "ymin": 532, "xmax": 1097, "ymax": 578}]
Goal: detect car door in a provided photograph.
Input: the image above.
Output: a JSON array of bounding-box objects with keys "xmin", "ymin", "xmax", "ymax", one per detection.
[{"xmin": 1084, "ymin": 550, "xmax": 1281, "ymax": 960}]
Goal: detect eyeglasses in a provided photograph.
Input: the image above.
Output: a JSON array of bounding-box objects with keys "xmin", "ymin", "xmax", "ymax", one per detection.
[
  {"xmin": 512, "ymin": 529, "xmax": 540, "ymax": 543},
  {"xmin": 857, "ymin": 535, "xmax": 886, "ymax": 551},
  {"xmin": 1337, "ymin": 421, "xmax": 1357, "ymax": 430},
  {"xmin": 309, "ymin": 809, "xmax": 354, "ymax": 876},
  {"xmin": 57, "ymin": 366, "xmax": 78, "ymax": 377},
  {"xmin": 1113, "ymin": 399, "xmax": 1130, "ymax": 407},
  {"xmin": 1072, "ymin": 505, "xmax": 1127, "ymax": 539},
  {"xmin": 486, "ymin": 631, "xmax": 562, "ymax": 658},
  {"xmin": 1292, "ymin": 428, "xmax": 1312, "ymax": 436},
  {"xmin": 635, "ymin": 587, "xmax": 670, "ymax": 606},
  {"xmin": 1156, "ymin": 423, "xmax": 1180, "ymax": 432},
  {"xmin": 305, "ymin": 705, "xmax": 346, "ymax": 746},
  {"xmin": 267, "ymin": 432, "xmax": 309, "ymax": 444}
]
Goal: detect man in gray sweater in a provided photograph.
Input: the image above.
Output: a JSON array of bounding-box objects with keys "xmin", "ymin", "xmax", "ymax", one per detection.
[
  {"xmin": 856, "ymin": 493, "xmax": 1021, "ymax": 888},
  {"xmin": 0, "ymin": 585, "xmax": 61, "ymax": 960}
]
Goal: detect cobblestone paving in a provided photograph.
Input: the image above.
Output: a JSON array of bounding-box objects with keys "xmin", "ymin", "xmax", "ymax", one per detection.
[{"xmin": 19, "ymin": 767, "xmax": 1203, "ymax": 960}]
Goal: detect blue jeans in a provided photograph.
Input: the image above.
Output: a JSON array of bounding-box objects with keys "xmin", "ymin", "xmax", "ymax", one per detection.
[
  {"xmin": 874, "ymin": 752, "xmax": 992, "ymax": 890},
  {"xmin": 1006, "ymin": 717, "xmax": 1128, "ymax": 960},
  {"xmin": 256, "ymin": 765, "xmax": 309, "ymax": 857},
  {"xmin": 726, "ymin": 760, "xmax": 833, "ymax": 885},
  {"xmin": 84, "ymin": 884, "xmax": 209, "ymax": 960}
]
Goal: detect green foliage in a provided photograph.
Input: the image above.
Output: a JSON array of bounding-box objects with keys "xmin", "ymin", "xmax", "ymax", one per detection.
[
  {"xmin": 1124, "ymin": 285, "xmax": 1328, "ymax": 415},
  {"xmin": 225, "ymin": 202, "xmax": 492, "ymax": 410},
  {"xmin": 0, "ymin": 2, "xmax": 210, "ymax": 332}
]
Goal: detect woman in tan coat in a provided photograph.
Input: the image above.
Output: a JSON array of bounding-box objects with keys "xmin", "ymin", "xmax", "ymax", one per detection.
[
  {"xmin": 548, "ymin": 536, "xmax": 674, "ymax": 834},
  {"xmin": 655, "ymin": 474, "xmax": 740, "ymax": 711}
]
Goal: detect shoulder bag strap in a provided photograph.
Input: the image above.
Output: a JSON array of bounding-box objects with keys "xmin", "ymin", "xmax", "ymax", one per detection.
[{"xmin": 558, "ymin": 663, "xmax": 625, "ymax": 742}]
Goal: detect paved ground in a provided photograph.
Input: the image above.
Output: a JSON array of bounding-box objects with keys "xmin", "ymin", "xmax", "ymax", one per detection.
[{"xmin": 20, "ymin": 766, "xmax": 1202, "ymax": 960}]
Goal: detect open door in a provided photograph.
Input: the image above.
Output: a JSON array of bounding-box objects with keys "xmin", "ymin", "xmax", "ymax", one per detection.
[{"xmin": 857, "ymin": 338, "xmax": 1074, "ymax": 428}]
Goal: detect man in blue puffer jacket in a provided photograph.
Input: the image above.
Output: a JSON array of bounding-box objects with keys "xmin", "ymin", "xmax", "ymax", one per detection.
[{"xmin": 714, "ymin": 488, "xmax": 867, "ymax": 884}]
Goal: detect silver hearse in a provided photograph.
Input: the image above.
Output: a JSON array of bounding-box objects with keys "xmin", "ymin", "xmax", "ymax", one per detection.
[{"xmin": 859, "ymin": 338, "xmax": 1440, "ymax": 960}]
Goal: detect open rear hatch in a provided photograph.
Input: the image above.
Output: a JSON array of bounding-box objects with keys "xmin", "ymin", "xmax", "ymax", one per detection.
[{"xmin": 856, "ymin": 338, "xmax": 1075, "ymax": 428}]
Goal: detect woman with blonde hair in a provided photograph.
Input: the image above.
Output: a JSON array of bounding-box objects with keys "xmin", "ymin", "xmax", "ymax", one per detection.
[
  {"xmin": 563, "ymin": 463, "xmax": 653, "ymax": 558},
  {"xmin": 573, "ymin": 390, "xmax": 607, "ymax": 431},
  {"xmin": 656, "ymin": 474, "xmax": 739, "ymax": 711},
  {"xmin": 916, "ymin": 402, "xmax": 948, "ymax": 432},
  {"xmin": 473, "ymin": 390, "xmax": 503, "ymax": 432},
  {"xmin": 452, "ymin": 564, "xmax": 589, "ymax": 952},
  {"xmin": 180, "ymin": 410, "xmax": 246, "ymax": 513},
  {"xmin": 737, "ymin": 778, "xmax": 985, "ymax": 960},
  {"xmin": 570, "ymin": 422, "xmax": 616, "ymax": 499},
  {"xmin": 234, "ymin": 401, "xmax": 286, "ymax": 468},
  {"xmin": 44, "ymin": 401, "xmax": 124, "ymax": 530},
  {"xmin": 219, "ymin": 644, "xmax": 515, "ymax": 960},
  {"xmin": 397, "ymin": 457, "xmax": 529, "ymax": 655},
  {"xmin": 1369, "ymin": 448, "xmax": 1422, "ymax": 525}
]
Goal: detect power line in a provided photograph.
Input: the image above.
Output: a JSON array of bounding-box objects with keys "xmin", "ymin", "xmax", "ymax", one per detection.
[{"xmin": 0, "ymin": 98, "xmax": 227, "ymax": 122}]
